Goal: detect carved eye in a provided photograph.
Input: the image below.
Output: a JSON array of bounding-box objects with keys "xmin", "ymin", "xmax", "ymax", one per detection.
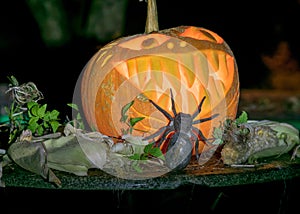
[{"xmin": 119, "ymin": 34, "xmax": 168, "ymax": 50}]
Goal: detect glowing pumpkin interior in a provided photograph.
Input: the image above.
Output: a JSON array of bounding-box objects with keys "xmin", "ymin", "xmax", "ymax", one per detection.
[{"xmin": 78, "ymin": 26, "xmax": 240, "ymax": 154}]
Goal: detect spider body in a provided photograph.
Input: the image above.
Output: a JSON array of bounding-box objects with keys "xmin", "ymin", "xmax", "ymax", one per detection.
[{"xmin": 144, "ymin": 89, "xmax": 219, "ymax": 170}]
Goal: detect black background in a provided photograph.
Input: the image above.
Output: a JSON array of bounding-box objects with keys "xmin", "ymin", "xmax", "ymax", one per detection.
[
  {"xmin": 1, "ymin": 1, "xmax": 300, "ymax": 212},
  {"xmin": 1, "ymin": 0, "xmax": 300, "ymax": 116}
]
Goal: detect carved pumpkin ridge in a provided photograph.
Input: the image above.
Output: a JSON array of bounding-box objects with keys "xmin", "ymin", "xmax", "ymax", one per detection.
[{"xmin": 77, "ymin": 1, "xmax": 240, "ymax": 156}]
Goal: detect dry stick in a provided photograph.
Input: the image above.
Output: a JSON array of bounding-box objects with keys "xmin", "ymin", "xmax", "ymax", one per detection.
[{"xmin": 145, "ymin": 0, "xmax": 159, "ymax": 33}]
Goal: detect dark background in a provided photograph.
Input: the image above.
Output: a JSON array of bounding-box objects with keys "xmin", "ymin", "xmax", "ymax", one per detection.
[
  {"xmin": 1, "ymin": 178, "xmax": 300, "ymax": 214},
  {"xmin": 1, "ymin": 0, "xmax": 300, "ymax": 117},
  {"xmin": 1, "ymin": 2, "xmax": 300, "ymax": 212}
]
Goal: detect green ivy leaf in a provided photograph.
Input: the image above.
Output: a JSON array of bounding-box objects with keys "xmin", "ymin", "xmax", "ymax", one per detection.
[
  {"xmin": 8, "ymin": 75, "xmax": 19, "ymax": 86},
  {"xmin": 50, "ymin": 120, "xmax": 60, "ymax": 133},
  {"xmin": 129, "ymin": 117, "xmax": 145, "ymax": 127},
  {"xmin": 144, "ymin": 143, "xmax": 154, "ymax": 153},
  {"xmin": 30, "ymin": 104, "xmax": 39, "ymax": 116},
  {"xmin": 27, "ymin": 122, "xmax": 39, "ymax": 133},
  {"xmin": 27, "ymin": 101, "xmax": 37, "ymax": 110},
  {"xmin": 67, "ymin": 103, "xmax": 84, "ymax": 129},
  {"xmin": 129, "ymin": 153, "xmax": 141, "ymax": 160},
  {"xmin": 49, "ymin": 109, "xmax": 60, "ymax": 120},
  {"xmin": 143, "ymin": 143, "xmax": 165, "ymax": 160},
  {"xmin": 235, "ymin": 111, "xmax": 248, "ymax": 125},
  {"xmin": 139, "ymin": 154, "xmax": 149, "ymax": 160},
  {"xmin": 43, "ymin": 112, "xmax": 50, "ymax": 121},
  {"xmin": 36, "ymin": 125, "xmax": 44, "ymax": 136},
  {"xmin": 43, "ymin": 121, "xmax": 49, "ymax": 128},
  {"xmin": 149, "ymin": 147, "xmax": 165, "ymax": 160},
  {"xmin": 120, "ymin": 100, "xmax": 134, "ymax": 122},
  {"xmin": 29, "ymin": 116, "xmax": 39, "ymax": 125},
  {"xmin": 76, "ymin": 113, "xmax": 82, "ymax": 120},
  {"xmin": 37, "ymin": 104, "xmax": 47, "ymax": 117},
  {"xmin": 131, "ymin": 161, "xmax": 143, "ymax": 173},
  {"xmin": 67, "ymin": 103, "xmax": 79, "ymax": 111}
]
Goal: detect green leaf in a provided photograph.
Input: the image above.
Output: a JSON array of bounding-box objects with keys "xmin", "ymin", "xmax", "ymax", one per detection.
[
  {"xmin": 149, "ymin": 147, "xmax": 164, "ymax": 159},
  {"xmin": 43, "ymin": 112, "xmax": 51, "ymax": 121},
  {"xmin": 9, "ymin": 129, "xmax": 19, "ymax": 144},
  {"xmin": 30, "ymin": 104, "xmax": 39, "ymax": 116},
  {"xmin": 139, "ymin": 154, "xmax": 148, "ymax": 160},
  {"xmin": 49, "ymin": 109, "xmax": 60, "ymax": 120},
  {"xmin": 67, "ymin": 103, "xmax": 79, "ymax": 111},
  {"xmin": 143, "ymin": 143, "xmax": 165, "ymax": 160},
  {"xmin": 27, "ymin": 101, "xmax": 37, "ymax": 110},
  {"xmin": 37, "ymin": 104, "xmax": 47, "ymax": 117},
  {"xmin": 28, "ymin": 122, "xmax": 39, "ymax": 133},
  {"xmin": 144, "ymin": 143, "xmax": 154, "ymax": 153},
  {"xmin": 121, "ymin": 115, "xmax": 128, "ymax": 123},
  {"xmin": 129, "ymin": 153, "xmax": 141, "ymax": 160},
  {"xmin": 129, "ymin": 117, "xmax": 145, "ymax": 127},
  {"xmin": 8, "ymin": 75, "xmax": 19, "ymax": 86},
  {"xmin": 28, "ymin": 116, "xmax": 39, "ymax": 125},
  {"xmin": 131, "ymin": 161, "xmax": 143, "ymax": 173},
  {"xmin": 43, "ymin": 121, "xmax": 49, "ymax": 128},
  {"xmin": 235, "ymin": 111, "xmax": 248, "ymax": 124},
  {"xmin": 50, "ymin": 120, "xmax": 60, "ymax": 133},
  {"xmin": 37, "ymin": 125, "xmax": 44, "ymax": 136},
  {"xmin": 76, "ymin": 113, "xmax": 82, "ymax": 120},
  {"xmin": 120, "ymin": 100, "xmax": 134, "ymax": 122}
]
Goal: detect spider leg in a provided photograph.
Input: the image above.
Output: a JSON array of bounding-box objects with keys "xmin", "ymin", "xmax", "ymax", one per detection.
[
  {"xmin": 192, "ymin": 113, "xmax": 219, "ymax": 125},
  {"xmin": 149, "ymin": 99, "xmax": 173, "ymax": 121},
  {"xmin": 192, "ymin": 126, "xmax": 211, "ymax": 145},
  {"xmin": 191, "ymin": 132, "xmax": 200, "ymax": 160},
  {"xmin": 191, "ymin": 96, "xmax": 206, "ymax": 119},
  {"xmin": 143, "ymin": 126, "xmax": 174, "ymax": 147},
  {"xmin": 143, "ymin": 126, "xmax": 167, "ymax": 140},
  {"xmin": 169, "ymin": 89, "xmax": 177, "ymax": 116},
  {"xmin": 156, "ymin": 127, "xmax": 174, "ymax": 148}
]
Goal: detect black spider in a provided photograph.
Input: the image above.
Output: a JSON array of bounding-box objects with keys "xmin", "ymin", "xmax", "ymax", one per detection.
[{"xmin": 143, "ymin": 89, "xmax": 219, "ymax": 170}]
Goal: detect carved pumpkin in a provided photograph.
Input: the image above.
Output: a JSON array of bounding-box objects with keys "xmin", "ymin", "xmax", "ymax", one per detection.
[{"xmin": 77, "ymin": 0, "xmax": 240, "ymax": 154}]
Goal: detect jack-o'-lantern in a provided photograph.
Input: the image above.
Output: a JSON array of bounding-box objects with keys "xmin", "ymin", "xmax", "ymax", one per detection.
[{"xmin": 76, "ymin": 0, "xmax": 240, "ymax": 155}]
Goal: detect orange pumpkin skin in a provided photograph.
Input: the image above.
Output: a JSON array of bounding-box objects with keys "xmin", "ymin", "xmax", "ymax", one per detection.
[{"xmin": 79, "ymin": 26, "xmax": 240, "ymax": 154}]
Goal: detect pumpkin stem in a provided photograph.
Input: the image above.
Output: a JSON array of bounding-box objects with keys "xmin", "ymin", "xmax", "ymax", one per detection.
[{"xmin": 145, "ymin": 0, "xmax": 159, "ymax": 33}]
